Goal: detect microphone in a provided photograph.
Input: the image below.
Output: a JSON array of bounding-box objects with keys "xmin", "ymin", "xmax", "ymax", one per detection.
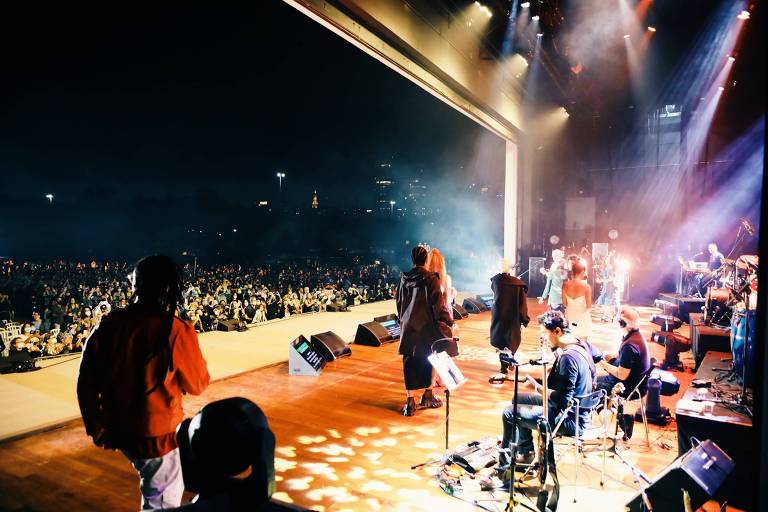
[{"xmin": 740, "ymin": 218, "xmax": 755, "ymax": 236}]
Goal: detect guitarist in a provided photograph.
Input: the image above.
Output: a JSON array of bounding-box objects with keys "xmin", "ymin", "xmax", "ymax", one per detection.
[{"xmin": 499, "ymin": 311, "xmax": 593, "ymax": 467}]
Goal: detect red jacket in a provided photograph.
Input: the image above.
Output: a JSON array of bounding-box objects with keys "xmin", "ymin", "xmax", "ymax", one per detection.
[{"xmin": 77, "ymin": 303, "xmax": 210, "ymax": 458}]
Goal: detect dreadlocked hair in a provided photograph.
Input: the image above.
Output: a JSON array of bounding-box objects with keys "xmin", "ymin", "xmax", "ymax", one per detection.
[{"xmin": 131, "ymin": 254, "xmax": 183, "ymax": 395}]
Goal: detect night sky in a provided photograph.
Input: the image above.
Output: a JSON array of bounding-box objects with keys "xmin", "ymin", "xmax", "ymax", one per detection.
[
  {"xmin": 0, "ymin": 2, "xmax": 492, "ymax": 209},
  {"xmin": 0, "ymin": 1, "xmax": 763, "ymax": 263}
]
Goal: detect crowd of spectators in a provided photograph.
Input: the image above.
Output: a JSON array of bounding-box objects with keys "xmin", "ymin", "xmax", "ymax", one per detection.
[{"xmin": 0, "ymin": 259, "xmax": 398, "ymax": 361}]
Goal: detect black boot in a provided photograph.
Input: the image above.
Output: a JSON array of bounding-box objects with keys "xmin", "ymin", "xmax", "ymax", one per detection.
[{"xmin": 403, "ymin": 397, "xmax": 416, "ymax": 416}]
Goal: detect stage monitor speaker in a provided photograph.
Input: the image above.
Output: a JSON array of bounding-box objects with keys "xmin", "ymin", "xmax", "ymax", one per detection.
[
  {"xmin": 528, "ymin": 257, "xmax": 546, "ymax": 297},
  {"xmin": 462, "ymin": 298, "xmax": 486, "ymax": 314},
  {"xmin": 453, "ymin": 303, "xmax": 469, "ymax": 320},
  {"xmin": 374, "ymin": 313, "xmax": 398, "ymax": 323},
  {"xmin": 354, "ymin": 321, "xmax": 392, "ymax": 347},
  {"xmin": 626, "ymin": 439, "xmax": 734, "ymax": 512},
  {"xmin": 217, "ymin": 319, "xmax": 239, "ymax": 332},
  {"xmin": 311, "ymin": 331, "xmax": 352, "ymax": 361}
]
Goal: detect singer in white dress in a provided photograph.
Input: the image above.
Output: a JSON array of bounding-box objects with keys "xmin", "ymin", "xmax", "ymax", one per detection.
[{"xmin": 562, "ymin": 259, "xmax": 593, "ymax": 339}]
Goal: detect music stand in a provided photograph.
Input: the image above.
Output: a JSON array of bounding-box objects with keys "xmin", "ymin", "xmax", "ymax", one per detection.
[{"xmin": 410, "ymin": 348, "xmax": 467, "ymax": 470}]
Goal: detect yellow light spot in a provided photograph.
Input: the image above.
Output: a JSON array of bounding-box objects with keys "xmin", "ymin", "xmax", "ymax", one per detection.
[
  {"xmin": 297, "ymin": 435, "xmax": 327, "ymax": 445},
  {"xmin": 285, "ymin": 477, "xmax": 314, "ymax": 490},
  {"xmin": 301, "ymin": 462, "xmax": 339, "ymax": 481},
  {"xmin": 308, "ymin": 444, "xmax": 355, "ymax": 456},
  {"xmin": 374, "ymin": 468, "xmax": 421, "ymax": 480},
  {"xmin": 306, "ymin": 487, "xmax": 358, "ymax": 503},
  {"xmin": 361, "ymin": 481, "xmax": 393, "ymax": 492},
  {"xmin": 274, "ymin": 457, "xmax": 297, "ymax": 472},
  {"xmin": 372, "ymin": 437, "xmax": 397, "ymax": 448},
  {"xmin": 347, "ymin": 467, "xmax": 367, "ymax": 480},
  {"xmin": 275, "ymin": 446, "xmax": 296, "ymax": 458},
  {"xmin": 271, "ymin": 492, "xmax": 293, "ymax": 503}
]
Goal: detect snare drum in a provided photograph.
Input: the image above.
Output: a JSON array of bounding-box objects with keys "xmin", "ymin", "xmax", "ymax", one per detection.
[{"xmin": 704, "ymin": 287, "xmax": 732, "ymax": 326}]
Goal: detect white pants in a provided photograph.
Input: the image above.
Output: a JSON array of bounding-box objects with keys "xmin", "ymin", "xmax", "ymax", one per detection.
[{"xmin": 125, "ymin": 448, "xmax": 184, "ymax": 510}]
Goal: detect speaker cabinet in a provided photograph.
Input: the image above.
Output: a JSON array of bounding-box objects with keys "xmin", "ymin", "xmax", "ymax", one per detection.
[
  {"xmin": 626, "ymin": 439, "xmax": 734, "ymax": 512},
  {"xmin": 310, "ymin": 331, "xmax": 352, "ymax": 361},
  {"xmin": 462, "ymin": 298, "xmax": 486, "ymax": 314},
  {"xmin": 354, "ymin": 321, "xmax": 392, "ymax": 346},
  {"xmin": 453, "ymin": 303, "xmax": 469, "ymax": 320},
  {"xmin": 217, "ymin": 319, "xmax": 239, "ymax": 332}
]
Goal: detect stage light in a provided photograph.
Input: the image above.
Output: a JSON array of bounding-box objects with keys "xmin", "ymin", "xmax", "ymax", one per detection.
[
  {"xmin": 532, "ymin": 15, "xmax": 539, "ymax": 21},
  {"xmin": 737, "ymin": 10, "xmax": 750, "ymax": 20},
  {"xmin": 45, "ymin": 193, "xmax": 53, "ymax": 204},
  {"xmin": 728, "ymin": 56, "xmax": 736, "ymax": 62},
  {"xmin": 536, "ymin": 32, "xmax": 543, "ymax": 37},
  {"xmin": 718, "ymin": 86, "xmax": 725, "ymax": 91},
  {"xmin": 623, "ymin": 34, "xmax": 631, "ymax": 39},
  {"xmin": 521, "ymin": 1, "xmax": 530, "ymax": 8},
  {"xmin": 647, "ymin": 26, "xmax": 656, "ymax": 32},
  {"xmin": 474, "ymin": 1, "xmax": 492, "ymax": 17}
]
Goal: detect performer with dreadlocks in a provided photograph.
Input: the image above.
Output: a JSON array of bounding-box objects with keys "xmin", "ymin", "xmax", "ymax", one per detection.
[{"xmin": 77, "ymin": 254, "xmax": 210, "ymax": 510}]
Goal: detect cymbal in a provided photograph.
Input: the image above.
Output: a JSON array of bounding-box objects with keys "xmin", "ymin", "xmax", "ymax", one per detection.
[
  {"xmin": 737, "ymin": 255, "xmax": 758, "ymax": 270},
  {"xmin": 721, "ymin": 258, "xmax": 736, "ymax": 266}
]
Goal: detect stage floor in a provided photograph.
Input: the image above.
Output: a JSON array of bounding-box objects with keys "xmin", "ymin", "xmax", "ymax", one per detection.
[
  {"xmin": 0, "ymin": 300, "xmax": 720, "ymax": 512},
  {"xmin": 0, "ymin": 300, "xmax": 397, "ymax": 441}
]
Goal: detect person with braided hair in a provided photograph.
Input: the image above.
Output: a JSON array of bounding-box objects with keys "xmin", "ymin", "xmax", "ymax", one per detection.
[{"xmin": 77, "ymin": 254, "xmax": 210, "ymax": 510}]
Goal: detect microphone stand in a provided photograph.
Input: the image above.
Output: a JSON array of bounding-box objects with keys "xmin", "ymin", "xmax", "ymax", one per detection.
[{"xmin": 499, "ymin": 356, "xmax": 539, "ymax": 512}]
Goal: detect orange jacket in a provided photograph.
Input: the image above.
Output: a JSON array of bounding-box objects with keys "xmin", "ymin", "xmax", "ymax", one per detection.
[{"xmin": 77, "ymin": 303, "xmax": 210, "ymax": 458}]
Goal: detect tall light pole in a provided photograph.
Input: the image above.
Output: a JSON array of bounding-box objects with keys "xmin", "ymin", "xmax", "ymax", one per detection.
[
  {"xmin": 45, "ymin": 193, "xmax": 54, "ymax": 205},
  {"xmin": 276, "ymin": 172, "xmax": 286, "ymax": 192},
  {"xmin": 389, "ymin": 200, "xmax": 396, "ymax": 215}
]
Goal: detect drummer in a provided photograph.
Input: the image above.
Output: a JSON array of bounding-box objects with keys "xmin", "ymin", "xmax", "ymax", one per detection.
[{"xmin": 707, "ymin": 243, "xmax": 725, "ymax": 271}]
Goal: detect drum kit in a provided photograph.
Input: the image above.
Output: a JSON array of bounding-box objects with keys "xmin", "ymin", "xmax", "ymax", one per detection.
[{"xmin": 704, "ymin": 254, "xmax": 758, "ymax": 327}]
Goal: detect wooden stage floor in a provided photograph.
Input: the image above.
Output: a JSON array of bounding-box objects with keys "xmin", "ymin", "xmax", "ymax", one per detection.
[{"xmin": 0, "ymin": 300, "xmax": 704, "ymax": 512}]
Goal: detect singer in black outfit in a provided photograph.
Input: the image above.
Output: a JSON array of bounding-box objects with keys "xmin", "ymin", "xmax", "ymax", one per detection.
[
  {"xmin": 396, "ymin": 246, "xmax": 453, "ymax": 416},
  {"xmin": 489, "ymin": 258, "xmax": 530, "ymax": 373}
]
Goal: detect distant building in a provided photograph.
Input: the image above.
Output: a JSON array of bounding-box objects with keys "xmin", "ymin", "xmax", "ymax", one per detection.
[
  {"xmin": 374, "ymin": 163, "xmax": 395, "ymax": 214},
  {"xmin": 404, "ymin": 175, "xmax": 428, "ymax": 216}
]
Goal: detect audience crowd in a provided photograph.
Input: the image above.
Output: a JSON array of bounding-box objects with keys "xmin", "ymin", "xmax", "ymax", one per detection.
[{"xmin": 0, "ymin": 259, "xmax": 398, "ymax": 360}]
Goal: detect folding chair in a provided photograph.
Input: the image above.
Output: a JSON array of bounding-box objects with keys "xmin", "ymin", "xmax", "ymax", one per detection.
[
  {"xmin": 551, "ymin": 389, "xmax": 610, "ymax": 503},
  {"xmin": 622, "ymin": 371, "xmax": 652, "ymax": 447}
]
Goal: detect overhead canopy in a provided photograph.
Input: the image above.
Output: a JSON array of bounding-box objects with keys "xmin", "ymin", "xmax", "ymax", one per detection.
[{"xmin": 283, "ymin": 0, "xmax": 525, "ymax": 143}]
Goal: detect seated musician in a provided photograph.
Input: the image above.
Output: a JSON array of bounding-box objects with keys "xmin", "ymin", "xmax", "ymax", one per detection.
[
  {"xmin": 500, "ymin": 311, "xmax": 594, "ymax": 466},
  {"xmin": 596, "ymin": 307, "xmax": 651, "ymax": 397}
]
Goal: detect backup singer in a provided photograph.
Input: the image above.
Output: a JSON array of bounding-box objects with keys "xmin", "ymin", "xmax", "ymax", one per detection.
[
  {"xmin": 77, "ymin": 255, "xmax": 210, "ymax": 510},
  {"xmin": 396, "ymin": 246, "xmax": 454, "ymax": 416},
  {"xmin": 539, "ymin": 249, "xmax": 567, "ymax": 312}
]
